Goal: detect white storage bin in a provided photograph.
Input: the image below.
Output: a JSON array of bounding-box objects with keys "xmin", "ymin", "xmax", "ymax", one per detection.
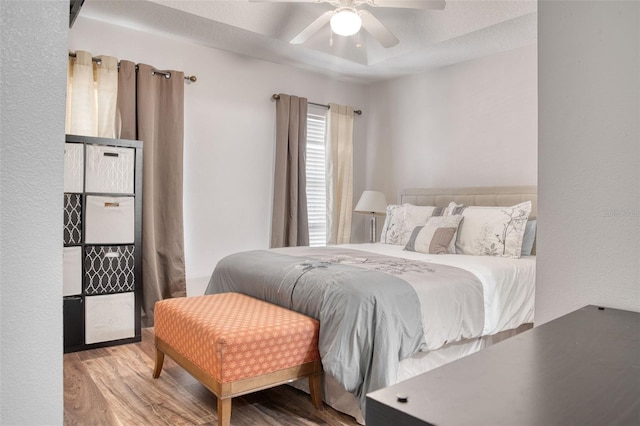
[
  {"xmin": 85, "ymin": 292, "xmax": 135, "ymax": 344},
  {"xmin": 63, "ymin": 246, "xmax": 82, "ymax": 296},
  {"xmin": 85, "ymin": 195, "xmax": 135, "ymax": 244},
  {"xmin": 64, "ymin": 143, "xmax": 84, "ymax": 193},
  {"xmin": 85, "ymin": 144, "xmax": 135, "ymax": 194}
]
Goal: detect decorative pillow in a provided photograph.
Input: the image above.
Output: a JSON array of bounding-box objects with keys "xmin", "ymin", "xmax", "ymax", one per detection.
[
  {"xmin": 441, "ymin": 202, "xmax": 465, "ymax": 252},
  {"xmin": 430, "ymin": 205, "xmax": 448, "ymax": 217},
  {"xmin": 380, "ymin": 204, "xmax": 436, "ymax": 245},
  {"xmin": 520, "ymin": 220, "xmax": 537, "ymax": 256},
  {"xmin": 379, "ymin": 204, "xmax": 403, "ymax": 244},
  {"xmin": 455, "ymin": 201, "xmax": 532, "ymax": 258},
  {"xmin": 404, "ymin": 215, "xmax": 464, "ymax": 254},
  {"xmin": 445, "ymin": 201, "xmax": 466, "ymax": 216}
]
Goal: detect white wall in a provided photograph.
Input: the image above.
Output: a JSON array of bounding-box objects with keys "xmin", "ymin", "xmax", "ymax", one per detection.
[
  {"xmin": 69, "ymin": 18, "xmax": 370, "ymax": 296},
  {"xmin": 366, "ymin": 45, "xmax": 538, "ymax": 202},
  {"xmin": 537, "ymin": 1, "xmax": 640, "ymax": 323},
  {"xmin": 0, "ymin": 1, "xmax": 67, "ymax": 424}
]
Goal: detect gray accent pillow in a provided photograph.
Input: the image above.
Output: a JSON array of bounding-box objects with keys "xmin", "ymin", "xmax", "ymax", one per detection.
[
  {"xmin": 521, "ymin": 220, "xmax": 537, "ymax": 256},
  {"xmin": 404, "ymin": 215, "xmax": 464, "ymax": 254}
]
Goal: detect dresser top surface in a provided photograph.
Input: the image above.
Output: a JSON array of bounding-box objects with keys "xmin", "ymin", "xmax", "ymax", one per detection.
[{"xmin": 367, "ymin": 305, "xmax": 640, "ymax": 426}]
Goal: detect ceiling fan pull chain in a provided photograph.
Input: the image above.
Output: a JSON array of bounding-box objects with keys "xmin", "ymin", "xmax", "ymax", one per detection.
[
  {"xmin": 356, "ymin": 30, "xmax": 362, "ymax": 48},
  {"xmin": 330, "ymin": 27, "xmax": 334, "ymax": 47}
]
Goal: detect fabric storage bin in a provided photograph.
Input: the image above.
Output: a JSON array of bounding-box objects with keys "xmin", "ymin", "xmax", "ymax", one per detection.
[
  {"xmin": 64, "ymin": 143, "xmax": 84, "ymax": 193},
  {"xmin": 85, "ymin": 292, "xmax": 135, "ymax": 344},
  {"xmin": 63, "ymin": 246, "xmax": 83, "ymax": 296},
  {"xmin": 64, "ymin": 193, "xmax": 82, "ymax": 245},
  {"xmin": 85, "ymin": 195, "xmax": 135, "ymax": 244},
  {"xmin": 84, "ymin": 245, "xmax": 135, "ymax": 295},
  {"xmin": 85, "ymin": 144, "xmax": 135, "ymax": 194}
]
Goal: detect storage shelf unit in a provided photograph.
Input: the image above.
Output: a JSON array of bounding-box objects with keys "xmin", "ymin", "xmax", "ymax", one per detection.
[{"xmin": 63, "ymin": 134, "xmax": 142, "ymax": 353}]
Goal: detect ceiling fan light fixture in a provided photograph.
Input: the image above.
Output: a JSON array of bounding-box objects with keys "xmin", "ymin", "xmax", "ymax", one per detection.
[{"xmin": 330, "ymin": 8, "xmax": 362, "ymax": 36}]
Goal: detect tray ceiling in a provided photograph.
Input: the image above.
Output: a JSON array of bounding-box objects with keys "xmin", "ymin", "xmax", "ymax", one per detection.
[{"xmin": 79, "ymin": 0, "xmax": 537, "ymax": 83}]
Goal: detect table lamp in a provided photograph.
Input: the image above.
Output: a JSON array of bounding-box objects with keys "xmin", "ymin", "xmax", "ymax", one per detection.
[{"xmin": 354, "ymin": 190, "xmax": 388, "ymax": 243}]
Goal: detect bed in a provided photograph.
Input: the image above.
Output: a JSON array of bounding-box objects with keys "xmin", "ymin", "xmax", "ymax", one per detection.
[{"xmin": 205, "ymin": 186, "xmax": 537, "ymax": 424}]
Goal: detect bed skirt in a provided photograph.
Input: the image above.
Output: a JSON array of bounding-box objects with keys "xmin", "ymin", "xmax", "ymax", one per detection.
[{"xmin": 289, "ymin": 323, "xmax": 533, "ymax": 424}]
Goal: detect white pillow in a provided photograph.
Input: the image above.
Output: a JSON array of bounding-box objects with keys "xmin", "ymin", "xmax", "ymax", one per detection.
[
  {"xmin": 455, "ymin": 201, "xmax": 532, "ymax": 258},
  {"xmin": 404, "ymin": 215, "xmax": 464, "ymax": 254},
  {"xmin": 380, "ymin": 204, "xmax": 436, "ymax": 245}
]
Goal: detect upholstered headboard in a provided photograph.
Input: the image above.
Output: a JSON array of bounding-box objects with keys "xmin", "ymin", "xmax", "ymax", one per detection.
[
  {"xmin": 399, "ymin": 186, "xmax": 537, "ymax": 220},
  {"xmin": 399, "ymin": 186, "xmax": 537, "ymax": 255}
]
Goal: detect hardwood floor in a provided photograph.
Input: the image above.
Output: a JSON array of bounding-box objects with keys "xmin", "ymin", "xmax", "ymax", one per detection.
[{"xmin": 64, "ymin": 328, "xmax": 360, "ymax": 425}]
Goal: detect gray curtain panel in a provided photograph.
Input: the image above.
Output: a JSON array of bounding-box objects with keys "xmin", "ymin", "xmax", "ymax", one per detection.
[
  {"xmin": 118, "ymin": 63, "xmax": 187, "ymax": 324},
  {"xmin": 271, "ymin": 94, "xmax": 310, "ymax": 248}
]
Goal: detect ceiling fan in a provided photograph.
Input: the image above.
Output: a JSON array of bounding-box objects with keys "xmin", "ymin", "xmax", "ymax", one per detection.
[{"xmin": 252, "ymin": 0, "xmax": 446, "ymax": 48}]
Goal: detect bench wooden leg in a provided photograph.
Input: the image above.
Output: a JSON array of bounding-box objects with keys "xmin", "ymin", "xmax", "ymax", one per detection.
[
  {"xmin": 153, "ymin": 347, "xmax": 165, "ymax": 378},
  {"xmin": 217, "ymin": 397, "xmax": 232, "ymax": 426},
  {"xmin": 309, "ymin": 372, "xmax": 323, "ymax": 410}
]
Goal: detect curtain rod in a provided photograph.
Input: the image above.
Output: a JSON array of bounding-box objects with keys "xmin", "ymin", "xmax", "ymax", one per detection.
[
  {"xmin": 68, "ymin": 52, "xmax": 197, "ymax": 83},
  {"xmin": 272, "ymin": 94, "xmax": 362, "ymax": 115}
]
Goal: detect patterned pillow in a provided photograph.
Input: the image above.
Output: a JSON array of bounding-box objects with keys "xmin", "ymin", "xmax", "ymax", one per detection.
[
  {"xmin": 380, "ymin": 204, "xmax": 436, "ymax": 245},
  {"xmin": 404, "ymin": 215, "xmax": 464, "ymax": 254},
  {"xmin": 455, "ymin": 201, "xmax": 532, "ymax": 258}
]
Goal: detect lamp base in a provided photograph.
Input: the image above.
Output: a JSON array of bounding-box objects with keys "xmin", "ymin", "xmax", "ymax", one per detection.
[{"xmin": 368, "ymin": 213, "xmax": 377, "ymax": 244}]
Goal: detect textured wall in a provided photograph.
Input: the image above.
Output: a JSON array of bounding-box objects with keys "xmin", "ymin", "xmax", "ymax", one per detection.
[
  {"xmin": 537, "ymin": 1, "xmax": 640, "ymax": 323},
  {"xmin": 0, "ymin": 1, "xmax": 67, "ymax": 423}
]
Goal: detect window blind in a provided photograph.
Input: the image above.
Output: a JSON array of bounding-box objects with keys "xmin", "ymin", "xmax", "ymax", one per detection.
[{"xmin": 306, "ymin": 111, "xmax": 327, "ymax": 247}]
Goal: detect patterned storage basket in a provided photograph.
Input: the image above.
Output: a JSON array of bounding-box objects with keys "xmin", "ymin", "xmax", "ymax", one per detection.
[
  {"xmin": 84, "ymin": 245, "xmax": 135, "ymax": 295},
  {"xmin": 64, "ymin": 193, "xmax": 82, "ymax": 245}
]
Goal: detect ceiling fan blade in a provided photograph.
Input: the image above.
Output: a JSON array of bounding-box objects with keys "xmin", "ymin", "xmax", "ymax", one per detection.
[
  {"xmin": 365, "ymin": 0, "xmax": 446, "ymax": 10},
  {"xmin": 359, "ymin": 10, "xmax": 399, "ymax": 48},
  {"xmin": 290, "ymin": 11, "xmax": 334, "ymax": 44}
]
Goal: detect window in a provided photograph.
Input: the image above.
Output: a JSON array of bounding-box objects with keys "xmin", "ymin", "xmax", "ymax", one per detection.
[{"xmin": 306, "ymin": 110, "xmax": 327, "ymax": 247}]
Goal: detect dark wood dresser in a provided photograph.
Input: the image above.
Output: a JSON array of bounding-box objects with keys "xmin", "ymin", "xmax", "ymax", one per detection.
[{"xmin": 366, "ymin": 305, "xmax": 640, "ymax": 426}]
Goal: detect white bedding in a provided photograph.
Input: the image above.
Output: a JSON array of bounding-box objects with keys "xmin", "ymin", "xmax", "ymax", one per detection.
[
  {"xmin": 338, "ymin": 243, "xmax": 536, "ymax": 346},
  {"xmin": 290, "ymin": 243, "xmax": 536, "ymax": 424}
]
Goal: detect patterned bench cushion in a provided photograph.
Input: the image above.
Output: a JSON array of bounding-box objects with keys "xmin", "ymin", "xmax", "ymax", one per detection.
[{"xmin": 154, "ymin": 293, "xmax": 321, "ymax": 383}]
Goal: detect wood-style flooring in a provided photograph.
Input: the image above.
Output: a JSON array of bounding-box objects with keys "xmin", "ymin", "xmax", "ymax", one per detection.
[{"xmin": 64, "ymin": 328, "xmax": 360, "ymax": 425}]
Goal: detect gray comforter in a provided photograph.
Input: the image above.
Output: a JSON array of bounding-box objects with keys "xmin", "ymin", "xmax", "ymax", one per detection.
[{"xmin": 205, "ymin": 247, "xmax": 480, "ymax": 412}]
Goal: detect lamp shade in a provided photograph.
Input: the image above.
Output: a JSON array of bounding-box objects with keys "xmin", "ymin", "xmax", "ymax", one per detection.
[{"xmin": 354, "ymin": 191, "xmax": 388, "ymax": 214}]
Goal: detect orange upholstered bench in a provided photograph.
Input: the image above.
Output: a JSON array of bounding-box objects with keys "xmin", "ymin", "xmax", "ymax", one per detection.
[{"xmin": 153, "ymin": 292, "xmax": 323, "ymax": 426}]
